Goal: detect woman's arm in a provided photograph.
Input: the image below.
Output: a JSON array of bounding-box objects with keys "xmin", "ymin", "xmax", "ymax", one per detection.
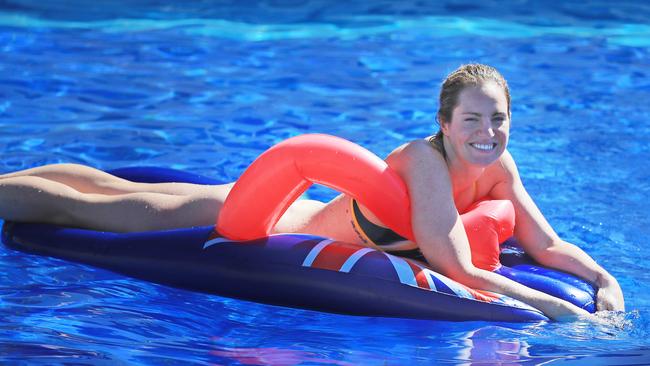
[
  {"xmin": 386, "ymin": 141, "xmax": 588, "ymax": 320},
  {"xmin": 490, "ymin": 150, "xmax": 625, "ymax": 312}
]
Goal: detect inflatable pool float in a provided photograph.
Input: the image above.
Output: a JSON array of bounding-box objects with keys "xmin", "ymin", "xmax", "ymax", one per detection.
[{"xmin": 1, "ymin": 135, "xmax": 596, "ymax": 322}]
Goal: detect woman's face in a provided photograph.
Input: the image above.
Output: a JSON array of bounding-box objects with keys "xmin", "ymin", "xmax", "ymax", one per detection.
[{"xmin": 441, "ymin": 82, "xmax": 510, "ymax": 167}]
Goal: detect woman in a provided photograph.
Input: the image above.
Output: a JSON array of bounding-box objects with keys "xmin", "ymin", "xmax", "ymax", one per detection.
[{"xmin": 0, "ymin": 64, "xmax": 624, "ymax": 320}]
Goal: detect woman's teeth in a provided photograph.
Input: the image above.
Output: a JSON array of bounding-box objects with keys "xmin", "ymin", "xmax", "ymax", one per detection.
[{"xmin": 471, "ymin": 143, "xmax": 495, "ymax": 151}]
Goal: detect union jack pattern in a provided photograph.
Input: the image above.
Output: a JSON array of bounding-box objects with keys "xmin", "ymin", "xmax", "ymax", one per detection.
[
  {"xmin": 203, "ymin": 232, "xmax": 522, "ymax": 307},
  {"xmin": 299, "ymin": 239, "xmax": 505, "ymax": 304}
]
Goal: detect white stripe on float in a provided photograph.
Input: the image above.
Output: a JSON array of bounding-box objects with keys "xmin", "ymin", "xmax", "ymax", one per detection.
[
  {"xmin": 301, "ymin": 239, "xmax": 335, "ymax": 267},
  {"xmin": 386, "ymin": 254, "xmax": 417, "ymax": 287},
  {"xmin": 203, "ymin": 237, "xmax": 230, "ymax": 249},
  {"xmin": 339, "ymin": 248, "xmax": 374, "ymax": 273},
  {"xmin": 419, "ymin": 267, "xmax": 437, "ymax": 291}
]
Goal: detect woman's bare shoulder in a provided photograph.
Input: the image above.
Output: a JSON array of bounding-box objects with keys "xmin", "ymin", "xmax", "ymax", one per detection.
[
  {"xmin": 385, "ymin": 138, "xmax": 446, "ymax": 172},
  {"xmin": 384, "ymin": 139, "xmax": 453, "ymax": 207}
]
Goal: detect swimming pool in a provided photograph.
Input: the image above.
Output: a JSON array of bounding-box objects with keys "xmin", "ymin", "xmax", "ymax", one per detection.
[{"xmin": 1, "ymin": 0, "xmax": 650, "ymax": 364}]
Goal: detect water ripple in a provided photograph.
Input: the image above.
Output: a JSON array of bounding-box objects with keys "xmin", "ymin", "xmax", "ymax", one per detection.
[{"xmin": 2, "ymin": 1, "xmax": 650, "ymax": 364}]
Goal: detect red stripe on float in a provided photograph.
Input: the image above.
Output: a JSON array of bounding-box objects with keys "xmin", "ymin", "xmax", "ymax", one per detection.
[
  {"xmin": 465, "ymin": 287, "xmax": 500, "ymax": 302},
  {"xmin": 407, "ymin": 261, "xmax": 431, "ymax": 290},
  {"xmin": 311, "ymin": 242, "xmax": 363, "ymax": 271}
]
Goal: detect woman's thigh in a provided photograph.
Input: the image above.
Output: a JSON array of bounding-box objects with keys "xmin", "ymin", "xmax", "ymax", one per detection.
[
  {"xmin": 271, "ymin": 194, "xmax": 362, "ymax": 244},
  {"xmin": 68, "ymin": 189, "xmax": 227, "ymax": 232},
  {"xmin": 298, "ymin": 194, "xmax": 367, "ymax": 244},
  {"xmin": 272, "ymin": 199, "xmax": 327, "ymax": 234},
  {"xmin": 107, "ymin": 185, "xmax": 235, "ymax": 231}
]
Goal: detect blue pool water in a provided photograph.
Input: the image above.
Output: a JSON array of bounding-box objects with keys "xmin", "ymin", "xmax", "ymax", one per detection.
[{"xmin": 1, "ymin": 0, "xmax": 650, "ymax": 364}]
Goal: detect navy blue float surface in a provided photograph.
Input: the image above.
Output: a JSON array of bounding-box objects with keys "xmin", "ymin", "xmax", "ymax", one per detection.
[{"xmin": 1, "ymin": 167, "xmax": 596, "ymax": 322}]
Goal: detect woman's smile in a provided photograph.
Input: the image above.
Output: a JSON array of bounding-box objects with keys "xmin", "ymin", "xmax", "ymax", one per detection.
[{"xmin": 469, "ymin": 142, "xmax": 497, "ymax": 152}]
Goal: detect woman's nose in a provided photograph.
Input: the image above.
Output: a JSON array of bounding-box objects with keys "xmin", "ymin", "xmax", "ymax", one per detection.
[{"xmin": 478, "ymin": 118, "xmax": 495, "ymax": 137}]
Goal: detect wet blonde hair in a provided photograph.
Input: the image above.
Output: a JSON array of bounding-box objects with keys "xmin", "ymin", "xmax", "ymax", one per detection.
[{"xmin": 433, "ymin": 64, "xmax": 511, "ymax": 144}]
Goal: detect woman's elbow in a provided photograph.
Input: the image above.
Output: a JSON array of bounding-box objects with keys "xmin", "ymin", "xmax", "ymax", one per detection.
[{"xmin": 527, "ymin": 238, "xmax": 568, "ymax": 267}]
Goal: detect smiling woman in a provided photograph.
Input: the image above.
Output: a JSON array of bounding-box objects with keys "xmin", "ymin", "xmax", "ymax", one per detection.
[
  {"xmin": 0, "ymin": 63, "xmax": 624, "ymax": 321},
  {"xmin": 2, "ymin": 143, "xmax": 593, "ymax": 322}
]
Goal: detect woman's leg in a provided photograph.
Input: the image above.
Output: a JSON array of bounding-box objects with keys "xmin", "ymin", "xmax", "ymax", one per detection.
[
  {"xmin": 0, "ymin": 175, "xmax": 231, "ymax": 232},
  {"xmin": 0, "ymin": 163, "xmax": 216, "ymax": 196},
  {"xmin": 0, "ymin": 164, "xmax": 334, "ymax": 234}
]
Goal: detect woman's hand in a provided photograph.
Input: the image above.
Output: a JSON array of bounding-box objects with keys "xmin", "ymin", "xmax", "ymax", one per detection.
[{"xmin": 596, "ymin": 275, "xmax": 625, "ymax": 312}]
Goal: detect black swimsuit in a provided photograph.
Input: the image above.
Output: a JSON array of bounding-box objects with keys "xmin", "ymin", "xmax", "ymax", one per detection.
[{"xmin": 350, "ymin": 198, "xmax": 426, "ymax": 262}]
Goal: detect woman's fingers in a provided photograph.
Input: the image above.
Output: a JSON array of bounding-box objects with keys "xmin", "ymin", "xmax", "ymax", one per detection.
[{"xmin": 596, "ymin": 287, "xmax": 625, "ymax": 312}]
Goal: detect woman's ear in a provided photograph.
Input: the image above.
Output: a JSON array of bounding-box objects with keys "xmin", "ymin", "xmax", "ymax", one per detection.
[{"xmin": 439, "ymin": 119, "xmax": 450, "ymax": 136}]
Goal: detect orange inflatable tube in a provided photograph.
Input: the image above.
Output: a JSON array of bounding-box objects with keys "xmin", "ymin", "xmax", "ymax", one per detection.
[
  {"xmin": 216, "ymin": 134, "xmax": 414, "ymax": 241},
  {"xmin": 461, "ymin": 200, "xmax": 515, "ymax": 271},
  {"xmin": 216, "ymin": 133, "xmax": 514, "ymax": 272}
]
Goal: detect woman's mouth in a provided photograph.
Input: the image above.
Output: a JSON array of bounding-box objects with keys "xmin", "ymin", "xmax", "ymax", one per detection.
[{"xmin": 470, "ymin": 142, "xmax": 497, "ymax": 151}]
